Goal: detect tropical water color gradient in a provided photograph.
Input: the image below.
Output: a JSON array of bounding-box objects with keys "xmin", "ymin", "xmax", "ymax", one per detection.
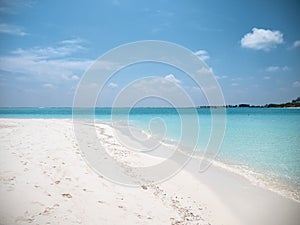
[{"xmin": 1, "ymin": 107, "xmax": 299, "ymax": 200}]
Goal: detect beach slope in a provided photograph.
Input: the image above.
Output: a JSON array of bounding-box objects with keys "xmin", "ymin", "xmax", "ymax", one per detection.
[{"xmin": 0, "ymin": 119, "xmax": 299, "ymax": 225}]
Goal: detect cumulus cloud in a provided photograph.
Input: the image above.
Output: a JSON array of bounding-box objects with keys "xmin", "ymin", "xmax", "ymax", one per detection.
[
  {"xmin": 194, "ymin": 50, "xmax": 210, "ymax": 61},
  {"xmin": 111, "ymin": 76, "xmax": 192, "ymax": 107},
  {"xmin": 71, "ymin": 75, "xmax": 80, "ymax": 80},
  {"xmin": 164, "ymin": 74, "xmax": 181, "ymax": 84},
  {"xmin": 108, "ymin": 82, "xmax": 118, "ymax": 88},
  {"xmin": 197, "ymin": 66, "xmax": 213, "ymax": 75},
  {"xmin": 241, "ymin": 28, "xmax": 283, "ymax": 50},
  {"xmin": 0, "ymin": 23, "xmax": 27, "ymax": 36},
  {"xmin": 293, "ymin": 40, "xmax": 300, "ymax": 48}
]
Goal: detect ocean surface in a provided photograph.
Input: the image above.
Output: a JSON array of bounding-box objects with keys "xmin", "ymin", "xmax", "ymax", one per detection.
[{"xmin": 1, "ymin": 107, "xmax": 300, "ymax": 201}]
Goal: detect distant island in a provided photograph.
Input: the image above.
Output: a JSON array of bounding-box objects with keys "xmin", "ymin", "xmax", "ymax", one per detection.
[
  {"xmin": 198, "ymin": 97, "xmax": 300, "ymax": 108},
  {"xmin": 262, "ymin": 96, "xmax": 300, "ymax": 108}
]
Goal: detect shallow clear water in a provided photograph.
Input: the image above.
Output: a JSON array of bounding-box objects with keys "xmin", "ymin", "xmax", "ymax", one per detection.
[{"xmin": 1, "ymin": 107, "xmax": 300, "ymax": 200}]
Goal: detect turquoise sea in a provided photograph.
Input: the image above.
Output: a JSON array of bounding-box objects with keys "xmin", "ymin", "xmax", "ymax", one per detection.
[{"xmin": 1, "ymin": 107, "xmax": 300, "ymax": 201}]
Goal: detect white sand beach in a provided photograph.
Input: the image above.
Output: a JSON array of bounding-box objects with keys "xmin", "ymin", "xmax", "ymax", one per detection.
[{"xmin": 0, "ymin": 119, "xmax": 299, "ymax": 225}]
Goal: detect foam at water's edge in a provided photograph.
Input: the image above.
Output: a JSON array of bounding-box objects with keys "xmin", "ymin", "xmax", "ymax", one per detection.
[
  {"xmin": 95, "ymin": 120, "xmax": 300, "ymax": 203},
  {"xmin": 209, "ymin": 158, "xmax": 300, "ymax": 203}
]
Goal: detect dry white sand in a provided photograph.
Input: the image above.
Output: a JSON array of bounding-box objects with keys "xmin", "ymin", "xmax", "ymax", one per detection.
[{"xmin": 0, "ymin": 119, "xmax": 299, "ymax": 225}]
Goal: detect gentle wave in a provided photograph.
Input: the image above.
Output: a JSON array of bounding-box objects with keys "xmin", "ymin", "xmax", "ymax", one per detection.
[
  {"xmin": 210, "ymin": 158, "xmax": 300, "ymax": 203},
  {"xmin": 96, "ymin": 119, "xmax": 300, "ymax": 203}
]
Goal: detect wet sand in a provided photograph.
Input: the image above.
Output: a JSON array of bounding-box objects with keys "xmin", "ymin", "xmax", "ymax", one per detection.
[{"xmin": 0, "ymin": 119, "xmax": 299, "ymax": 225}]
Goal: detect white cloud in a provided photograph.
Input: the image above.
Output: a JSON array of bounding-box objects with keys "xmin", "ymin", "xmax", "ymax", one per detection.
[
  {"xmin": 241, "ymin": 28, "xmax": 283, "ymax": 50},
  {"xmin": 263, "ymin": 76, "xmax": 271, "ymax": 80},
  {"xmin": 43, "ymin": 83, "xmax": 55, "ymax": 89},
  {"xmin": 293, "ymin": 40, "xmax": 300, "ymax": 48},
  {"xmin": 293, "ymin": 81, "xmax": 300, "ymax": 88},
  {"xmin": 12, "ymin": 38, "xmax": 86, "ymax": 59},
  {"xmin": 0, "ymin": 39, "xmax": 92, "ymax": 83},
  {"xmin": 194, "ymin": 50, "xmax": 207, "ymax": 55},
  {"xmin": 62, "ymin": 74, "xmax": 80, "ymax": 81},
  {"xmin": 164, "ymin": 74, "xmax": 181, "ymax": 84},
  {"xmin": 265, "ymin": 66, "xmax": 279, "ymax": 72},
  {"xmin": 197, "ymin": 66, "xmax": 213, "ymax": 75},
  {"xmin": 0, "ymin": 55, "xmax": 92, "ymax": 81},
  {"xmin": 231, "ymin": 83, "xmax": 239, "ymax": 86},
  {"xmin": 0, "ymin": 23, "xmax": 27, "ymax": 36},
  {"xmin": 215, "ymin": 75, "xmax": 228, "ymax": 80},
  {"xmin": 111, "ymin": 76, "xmax": 193, "ymax": 107},
  {"xmin": 71, "ymin": 75, "xmax": 80, "ymax": 80},
  {"xmin": 265, "ymin": 65, "xmax": 290, "ymax": 72},
  {"xmin": 60, "ymin": 38, "xmax": 85, "ymax": 45},
  {"xmin": 108, "ymin": 82, "xmax": 118, "ymax": 88},
  {"xmin": 194, "ymin": 50, "xmax": 210, "ymax": 61}
]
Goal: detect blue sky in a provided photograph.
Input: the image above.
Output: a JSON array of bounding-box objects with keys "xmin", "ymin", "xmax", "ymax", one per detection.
[{"xmin": 0, "ymin": 0, "xmax": 300, "ymax": 106}]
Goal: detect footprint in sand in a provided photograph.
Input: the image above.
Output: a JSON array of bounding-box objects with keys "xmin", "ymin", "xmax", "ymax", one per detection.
[{"xmin": 62, "ymin": 193, "xmax": 72, "ymax": 198}]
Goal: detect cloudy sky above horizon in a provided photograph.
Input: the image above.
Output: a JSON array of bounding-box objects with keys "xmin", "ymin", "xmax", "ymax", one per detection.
[{"xmin": 0, "ymin": 0, "xmax": 300, "ymax": 107}]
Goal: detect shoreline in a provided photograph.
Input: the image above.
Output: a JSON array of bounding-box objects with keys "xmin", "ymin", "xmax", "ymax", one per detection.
[
  {"xmin": 1, "ymin": 118, "xmax": 300, "ymax": 224},
  {"xmin": 210, "ymin": 158, "xmax": 300, "ymax": 203},
  {"xmin": 104, "ymin": 119, "xmax": 300, "ymax": 203}
]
